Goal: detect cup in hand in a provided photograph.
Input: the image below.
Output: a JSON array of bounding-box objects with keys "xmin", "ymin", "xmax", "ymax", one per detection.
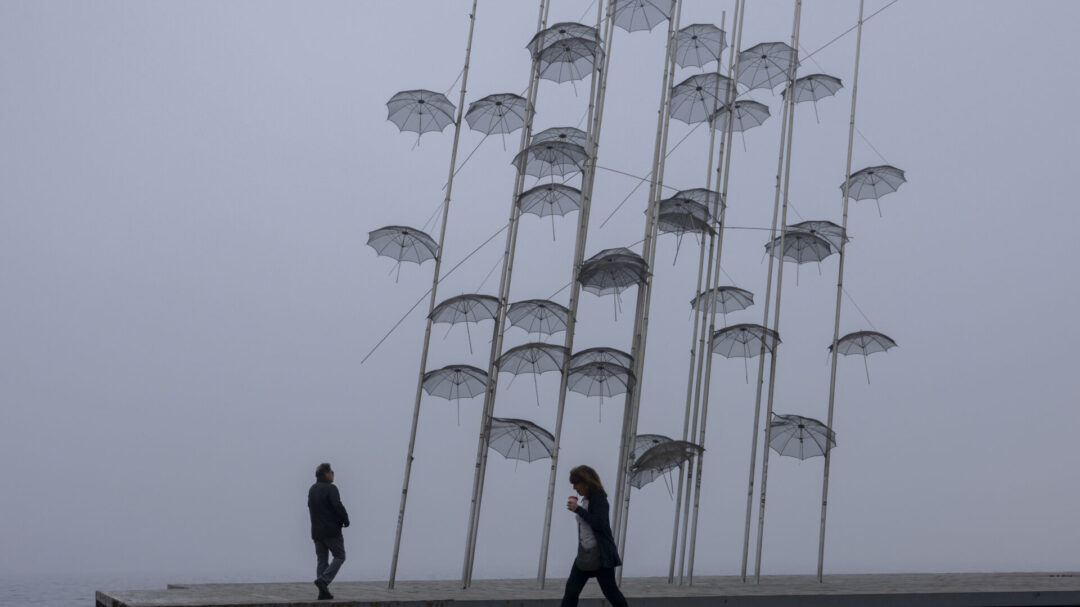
[{"xmin": 568, "ymin": 495, "xmax": 578, "ymax": 509}]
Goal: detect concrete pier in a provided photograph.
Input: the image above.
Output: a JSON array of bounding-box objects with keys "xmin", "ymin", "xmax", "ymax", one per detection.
[{"xmin": 96, "ymin": 572, "xmax": 1080, "ymax": 606}]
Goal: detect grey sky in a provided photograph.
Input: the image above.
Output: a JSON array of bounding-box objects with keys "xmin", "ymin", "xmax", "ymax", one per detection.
[{"xmin": 1, "ymin": 0, "xmax": 1078, "ymax": 584}]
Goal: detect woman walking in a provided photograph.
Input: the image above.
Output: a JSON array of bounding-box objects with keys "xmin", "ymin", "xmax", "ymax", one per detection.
[{"xmin": 561, "ymin": 465, "xmax": 629, "ymax": 607}]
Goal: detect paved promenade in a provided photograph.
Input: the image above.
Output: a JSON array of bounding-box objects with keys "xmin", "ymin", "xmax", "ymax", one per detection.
[{"xmin": 96, "ymin": 572, "xmax": 1080, "ymax": 607}]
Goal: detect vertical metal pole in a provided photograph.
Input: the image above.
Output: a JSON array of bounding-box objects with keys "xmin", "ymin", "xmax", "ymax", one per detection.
[
  {"xmin": 754, "ymin": 0, "xmax": 803, "ymax": 583},
  {"xmin": 738, "ymin": 17, "xmax": 797, "ymax": 586},
  {"xmin": 669, "ymin": 7, "xmax": 729, "ymax": 584},
  {"xmin": 613, "ymin": 4, "xmax": 682, "ymax": 576},
  {"xmin": 389, "ymin": 0, "xmax": 479, "ymax": 589},
  {"xmin": 536, "ymin": 0, "xmax": 614, "ymax": 589},
  {"xmin": 460, "ymin": 0, "xmax": 550, "ymax": 588},
  {"xmin": 818, "ymin": 0, "xmax": 865, "ymax": 583},
  {"xmin": 684, "ymin": 0, "xmax": 747, "ymax": 585},
  {"xmin": 613, "ymin": 0, "xmax": 678, "ymax": 546}
]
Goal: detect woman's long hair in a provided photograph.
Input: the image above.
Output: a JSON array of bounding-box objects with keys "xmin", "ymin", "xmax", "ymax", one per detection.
[{"xmin": 569, "ymin": 465, "xmax": 607, "ymax": 497}]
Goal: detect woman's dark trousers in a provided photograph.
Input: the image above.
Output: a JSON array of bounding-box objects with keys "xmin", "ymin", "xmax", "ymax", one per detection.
[{"xmin": 561, "ymin": 564, "xmax": 629, "ymax": 607}]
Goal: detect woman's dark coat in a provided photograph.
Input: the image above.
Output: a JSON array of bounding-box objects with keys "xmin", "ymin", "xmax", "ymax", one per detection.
[{"xmin": 573, "ymin": 491, "xmax": 622, "ymax": 569}]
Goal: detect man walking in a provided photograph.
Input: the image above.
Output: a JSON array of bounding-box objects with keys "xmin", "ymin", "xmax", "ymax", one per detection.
[{"xmin": 308, "ymin": 462, "xmax": 349, "ymax": 600}]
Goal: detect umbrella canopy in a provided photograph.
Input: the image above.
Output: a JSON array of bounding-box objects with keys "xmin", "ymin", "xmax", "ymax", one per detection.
[
  {"xmin": 737, "ymin": 42, "xmax": 798, "ymax": 90},
  {"xmin": 527, "ymin": 22, "xmax": 599, "ymax": 58},
  {"xmin": 430, "ymin": 294, "xmax": 499, "ymax": 325},
  {"xmin": 496, "ymin": 342, "xmax": 568, "ymax": 375},
  {"xmin": 513, "ymin": 140, "xmax": 589, "ymax": 179},
  {"xmin": 783, "ymin": 73, "xmax": 843, "ymax": 103},
  {"xmin": 630, "ymin": 440, "xmax": 704, "ymax": 489},
  {"xmin": 711, "ymin": 324, "xmax": 780, "ymax": 358},
  {"xmin": 578, "ymin": 248, "xmax": 649, "ymax": 297},
  {"xmin": 386, "ymin": 89, "xmax": 456, "ymax": 135},
  {"xmin": 711, "ymin": 100, "xmax": 771, "ymax": 132},
  {"xmin": 840, "ymin": 165, "xmax": 907, "ymax": 201},
  {"xmin": 670, "ymin": 72, "xmax": 736, "ymax": 125},
  {"xmin": 765, "ymin": 232, "xmax": 834, "ymax": 264},
  {"xmin": 788, "ymin": 220, "xmax": 848, "ymax": 251},
  {"xmin": 676, "ymin": 23, "xmax": 726, "ymax": 68},
  {"xmin": 570, "ymin": 347, "xmax": 633, "ymax": 368},
  {"xmin": 517, "ymin": 183, "xmax": 582, "ymax": 218},
  {"xmin": 828, "ymin": 330, "xmax": 897, "ymax": 356},
  {"xmin": 769, "ymin": 413, "xmax": 836, "ymax": 460},
  {"xmin": 464, "ymin": 93, "xmax": 530, "ymax": 135},
  {"xmin": 488, "ymin": 417, "xmax": 556, "ymax": 463},
  {"xmin": 690, "ymin": 286, "xmax": 754, "ymax": 316},
  {"xmin": 670, "ymin": 188, "xmax": 723, "ymax": 210},
  {"xmin": 632, "ymin": 434, "xmax": 673, "ymax": 460},
  {"xmin": 422, "ymin": 364, "xmax": 488, "ymax": 424},
  {"xmin": 506, "ymin": 299, "xmax": 569, "ymax": 336},
  {"xmin": 567, "ymin": 362, "xmax": 635, "ymax": 398},
  {"xmin": 532, "ymin": 126, "xmax": 588, "ymax": 148},
  {"xmin": 367, "ymin": 225, "xmax": 439, "ymax": 265},
  {"xmin": 612, "ymin": 0, "xmax": 672, "ymax": 32},
  {"xmin": 829, "ymin": 330, "xmax": 897, "ymax": 383},
  {"xmin": 656, "ymin": 198, "xmax": 715, "ymax": 236},
  {"xmin": 538, "ymin": 37, "xmax": 602, "ymax": 83}
]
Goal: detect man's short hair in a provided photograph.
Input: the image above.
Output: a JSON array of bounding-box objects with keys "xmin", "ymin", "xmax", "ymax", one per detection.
[{"xmin": 315, "ymin": 462, "xmax": 333, "ymax": 479}]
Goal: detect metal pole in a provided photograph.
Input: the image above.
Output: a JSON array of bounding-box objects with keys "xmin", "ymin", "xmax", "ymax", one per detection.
[
  {"xmin": 673, "ymin": 3, "xmax": 734, "ymax": 583},
  {"xmin": 460, "ymin": 0, "xmax": 550, "ymax": 588},
  {"xmin": 738, "ymin": 14, "xmax": 797, "ymax": 585},
  {"xmin": 684, "ymin": 0, "xmax": 747, "ymax": 585},
  {"xmin": 610, "ymin": 0, "xmax": 678, "ymax": 542},
  {"xmin": 536, "ymin": 0, "xmax": 614, "ymax": 589},
  {"xmin": 389, "ymin": 0, "xmax": 479, "ymax": 588},
  {"xmin": 754, "ymin": 0, "xmax": 803, "ymax": 583},
  {"xmin": 818, "ymin": 0, "xmax": 865, "ymax": 583},
  {"xmin": 613, "ymin": 3, "xmax": 682, "ymax": 577}
]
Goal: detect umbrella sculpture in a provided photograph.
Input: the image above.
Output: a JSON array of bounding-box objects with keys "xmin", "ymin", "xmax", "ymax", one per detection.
[
  {"xmin": 769, "ymin": 413, "xmax": 836, "ymax": 460},
  {"xmin": 578, "ymin": 247, "xmax": 649, "ymax": 319},
  {"xmin": 567, "ymin": 361, "xmax": 635, "ymax": 422},
  {"xmin": 840, "ymin": 165, "xmax": 907, "ymax": 215},
  {"xmin": 496, "ymin": 342, "xmax": 569, "ymax": 407},
  {"xmin": 526, "ymin": 22, "xmax": 599, "ymax": 58},
  {"xmin": 537, "ymin": 36, "xmax": 602, "ymax": 84},
  {"xmin": 670, "ymin": 72, "xmax": 736, "ymax": 125},
  {"xmin": 513, "ymin": 140, "xmax": 589, "ymax": 179},
  {"xmin": 430, "ymin": 294, "xmax": 499, "ymax": 353},
  {"xmin": 764, "ymin": 231, "xmax": 834, "ymax": 285},
  {"xmin": 506, "ymin": 299, "xmax": 570, "ymax": 338},
  {"xmin": 632, "ymin": 433, "xmax": 673, "ymax": 460},
  {"xmin": 570, "ymin": 346, "xmax": 633, "ymax": 368},
  {"xmin": 422, "ymin": 364, "xmax": 488, "ymax": 425},
  {"xmin": 532, "ymin": 126, "xmax": 588, "ymax": 148},
  {"xmin": 676, "ymin": 23, "xmax": 726, "ymax": 68},
  {"xmin": 655, "ymin": 198, "xmax": 715, "ymax": 263},
  {"xmin": 386, "ymin": 89, "xmax": 456, "ymax": 141},
  {"xmin": 788, "ymin": 220, "xmax": 848, "ymax": 251},
  {"xmin": 367, "ymin": 225, "xmax": 439, "ymax": 282},
  {"xmin": 670, "ymin": 188, "xmax": 723, "ymax": 210},
  {"xmin": 737, "ymin": 42, "xmax": 798, "ymax": 91},
  {"xmin": 488, "ymin": 417, "xmax": 556, "ymax": 464},
  {"xmin": 612, "ymin": 0, "xmax": 672, "ymax": 33},
  {"xmin": 690, "ymin": 285, "xmax": 754, "ymax": 325},
  {"xmin": 517, "ymin": 183, "xmax": 582, "ymax": 239},
  {"xmin": 711, "ymin": 100, "xmax": 771, "ymax": 151},
  {"xmin": 465, "ymin": 93, "xmax": 530, "ymax": 137},
  {"xmin": 783, "ymin": 73, "xmax": 843, "ymax": 122},
  {"xmin": 630, "ymin": 440, "xmax": 704, "ymax": 490},
  {"xmin": 711, "ymin": 323, "xmax": 781, "ymax": 382},
  {"xmin": 828, "ymin": 330, "xmax": 897, "ymax": 383}
]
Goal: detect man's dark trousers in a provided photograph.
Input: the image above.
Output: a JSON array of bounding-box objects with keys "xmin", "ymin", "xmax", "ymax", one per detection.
[{"xmin": 315, "ymin": 537, "xmax": 346, "ymax": 585}]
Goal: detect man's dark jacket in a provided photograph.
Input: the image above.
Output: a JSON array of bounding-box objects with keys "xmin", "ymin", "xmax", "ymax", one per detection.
[
  {"xmin": 572, "ymin": 491, "xmax": 622, "ymax": 569},
  {"xmin": 308, "ymin": 477, "xmax": 350, "ymax": 540}
]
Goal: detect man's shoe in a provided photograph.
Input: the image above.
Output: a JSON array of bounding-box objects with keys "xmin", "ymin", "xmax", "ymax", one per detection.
[{"xmin": 314, "ymin": 579, "xmax": 333, "ymax": 600}]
